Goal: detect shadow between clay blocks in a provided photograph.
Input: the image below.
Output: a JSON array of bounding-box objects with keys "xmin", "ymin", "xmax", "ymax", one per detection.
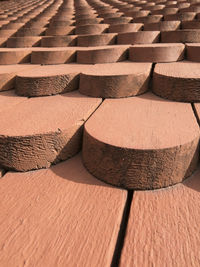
[{"xmin": 51, "ymin": 153, "xmax": 114, "ymax": 188}]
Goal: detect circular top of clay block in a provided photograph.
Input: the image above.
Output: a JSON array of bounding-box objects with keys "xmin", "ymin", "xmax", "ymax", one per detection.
[
  {"xmin": 154, "ymin": 61, "xmax": 200, "ymax": 78},
  {"xmin": 81, "ymin": 61, "xmax": 152, "ymax": 75},
  {"xmin": 0, "ymin": 91, "xmax": 101, "ymax": 136},
  {"xmin": 17, "ymin": 63, "xmax": 93, "ymax": 77},
  {"xmin": 85, "ymin": 93, "xmax": 199, "ymax": 150}
]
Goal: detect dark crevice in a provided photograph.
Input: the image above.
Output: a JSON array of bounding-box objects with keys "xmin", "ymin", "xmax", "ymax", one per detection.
[
  {"xmin": 111, "ymin": 190, "xmax": 134, "ymax": 267},
  {"xmin": 191, "ymin": 103, "xmax": 200, "ymax": 127},
  {"xmin": 149, "ymin": 63, "xmax": 156, "ymax": 92},
  {"xmin": 0, "ymin": 168, "xmax": 7, "ymax": 178}
]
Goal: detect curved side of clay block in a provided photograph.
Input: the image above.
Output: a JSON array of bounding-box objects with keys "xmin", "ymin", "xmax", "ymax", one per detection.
[
  {"xmin": 16, "ymin": 72, "xmax": 79, "ymax": 96},
  {"xmin": 0, "ymin": 50, "xmax": 31, "ymax": 64},
  {"xmin": 82, "ymin": 95, "xmax": 199, "ymax": 189},
  {"xmin": 129, "ymin": 44, "xmax": 185, "ymax": 62},
  {"xmin": 117, "ymin": 31, "xmax": 160, "ymax": 44},
  {"xmin": 77, "ymin": 46, "xmax": 128, "ymax": 64},
  {"xmin": 153, "ymin": 62, "xmax": 200, "ymax": 102},
  {"xmin": 31, "ymin": 50, "xmax": 76, "ymax": 64},
  {"xmin": 77, "ymin": 33, "xmax": 117, "ymax": 47},
  {"xmin": 79, "ymin": 62, "xmax": 152, "ymax": 98},
  {"xmin": 7, "ymin": 37, "xmax": 41, "ymax": 47}
]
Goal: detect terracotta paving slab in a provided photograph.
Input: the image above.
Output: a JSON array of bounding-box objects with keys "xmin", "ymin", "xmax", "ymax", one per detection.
[
  {"xmin": 1, "ymin": 0, "xmax": 200, "ymax": 264},
  {"xmin": 129, "ymin": 43, "xmax": 185, "ymax": 62},
  {"xmin": 41, "ymin": 35, "xmax": 77, "ymax": 47},
  {"xmin": 117, "ymin": 31, "xmax": 160, "ymax": 45},
  {"xmin": 0, "ymin": 154, "xmax": 127, "ymax": 267},
  {"xmin": 108, "ymin": 23, "xmax": 143, "ymax": 33},
  {"xmin": 77, "ymin": 33, "xmax": 117, "ymax": 46},
  {"xmin": 161, "ymin": 30, "xmax": 200, "ymax": 43},
  {"xmin": 0, "ymin": 64, "xmax": 38, "ymax": 91},
  {"xmin": 77, "ymin": 45, "xmax": 129, "ymax": 64},
  {"xmin": 0, "ymin": 92, "xmax": 102, "ymax": 171},
  {"xmin": 82, "ymin": 93, "xmax": 199, "ymax": 189},
  {"xmin": 144, "ymin": 21, "xmax": 181, "ymax": 31},
  {"xmin": 0, "ymin": 90, "xmax": 27, "ymax": 112},
  {"xmin": 0, "ymin": 48, "xmax": 31, "ymax": 64},
  {"xmin": 7, "ymin": 36, "xmax": 41, "ymax": 48},
  {"xmin": 153, "ymin": 61, "xmax": 200, "ymax": 102},
  {"xmin": 186, "ymin": 43, "xmax": 200, "ymax": 62},
  {"xmin": 16, "ymin": 64, "xmax": 92, "ymax": 96},
  {"xmin": 79, "ymin": 61, "xmax": 152, "ymax": 98},
  {"xmin": 120, "ymin": 168, "xmax": 200, "ymax": 266}
]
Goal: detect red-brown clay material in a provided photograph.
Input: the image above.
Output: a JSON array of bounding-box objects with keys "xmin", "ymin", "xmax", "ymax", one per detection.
[
  {"xmin": 161, "ymin": 30, "xmax": 200, "ymax": 43},
  {"xmin": 77, "ymin": 33, "xmax": 117, "ymax": 46},
  {"xmin": 31, "ymin": 48, "xmax": 76, "ymax": 64},
  {"xmin": 0, "ymin": 48, "xmax": 31, "ymax": 64},
  {"xmin": 0, "ymin": 169, "xmax": 4, "ymax": 178},
  {"xmin": 41, "ymin": 36, "xmax": 77, "ymax": 47},
  {"xmin": 0, "ymin": 155, "xmax": 127, "ymax": 266},
  {"xmin": 120, "ymin": 169, "xmax": 200, "ymax": 266},
  {"xmin": 0, "ymin": 90, "xmax": 27, "ymax": 111},
  {"xmin": 76, "ymin": 18, "xmax": 103, "ymax": 26},
  {"xmin": 0, "ymin": 92, "xmax": 102, "ymax": 171},
  {"xmin": 7, "ymin": 36, "xmax": 41, "ymax": 47},
  {"xmin": 75, "ymin": 24, "xmax": 109, "ymax": 35},
  {"xmin": 182, "ymin": 21, "xmax": 200, "ymax": 29},
  {"xmin": 77, "ymin": 46, "xmax": 129, "ymax": 64},
  {"xmin": 15, "ymin": 64, "xmax": 91, "ymax": 96},
  {"xmin": 108, "ymin": 23, "xmax": 143, "ymax": 33},
  {"xmin": 82, "ymin": 93, "xmax": 199, "ymax": 189},
  {"xmin": 164, "ymin": 12, "xmax": 196, "ymax": 21},
  {"xmin": 0, "ymin": 29, "xmax": 16, "ymax": 37},
  {"xmin": 117, "ymin": 31, "xmax": 160, "ymax": 44},
  {"xmin": 132, "ymin": 15, "xmax": 163, "ymax": 24},
  {"xmin": 79, "ymin": 62, "xmax": 152, "ymax": 98},
  {"xmin": 153, "ymin": 61, "xmax": 200, "ymax": 102},
  {"xmin": 0, "ymin": 64, "xmax": 38, "ymax": 91},
  {"xmin": 186, "ymin": 43, "xmax": 200, "ymax": 61},
  {"xmin": 15, "ymin": 27, "xmax": 46, "ymax": 37},
  {"xmin": 103, "ymin": 16, "xmax": 132, "ymax": 24},
  {"xmin": 129, "ymin": 43, "xmax": 185, "ymax": 62},
  {"xmin": 144, "ymin": 21, "xmax": 181, "ymax": 31},
  {"xmin": 45, "ymin": 26, "xmax": 75, "ymax": 36}
]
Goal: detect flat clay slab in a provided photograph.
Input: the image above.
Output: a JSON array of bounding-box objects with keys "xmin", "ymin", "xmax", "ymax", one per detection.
[
  {"xmin": 0, "ymin": 92, "xmax": 102, "ymax": 171},
  {"xmin": 16, "ymin": 64, "xmax": 93, "ymax": 96},
  {"xmin": 79, "ymin": 61, "xmax": 152, "ymax": 98},
  {"xmin": 0, "ymin": 154, "xmax": 127, "ymax": 267},
  {"xmin": 82, "ymin": 93, "xmax": 199, "ymax": 189},
  {"xmin": 77, "ymin": 45, "xmax": 129, "ymax": 64},
  {"xmin": 0, "ymin": 48, "xmax": 31, "ymax": 64},
  {"xmin": 186, "ymin": 43, "xmax": 200, "ymax": 61},
  {"xmin": 129, "ymin": 43, "xmax": 185, "ymax": 62},
  {"xmin": 153, "ymin": 61, "xmax": 200, "ymax": 102},
  {"xmin": 120, "ymin": 168, "xmax": 200, "ymax": 266},
  {"xmin": 117, "ymin": 31, "xmax": 160, "ymax": 44},
  {"xmin": 0, "ymin": 64, "xmax": 38, "ymax": 91}
]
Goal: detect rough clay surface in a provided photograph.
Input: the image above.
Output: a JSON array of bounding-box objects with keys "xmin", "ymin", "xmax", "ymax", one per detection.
[
  {"xmin": 79, "ymin": 62, "xmax": 152, "ymax": 98},
  {"xmin": 0, "ymin": 92, "xmax": 102, "ymax": 171},
  {"xmin": 77, "ymin": 45, "xmax": 129, "ymax": 64},
  {"xmin": 0, "ymin": 64, "xmax": 38, "ymax": 91},
  {"xmin": 153, "ymin": 61, "xmax": 200, "ymax": 102},
  {"xmin": 82, "ymin": 93, "xmax": 199, "ymax": 189},
  {"xmin": 15, "ymin": 64, "xmax": 91, "ymax": 96},
  {"xmin": 120, "ymin": 169, "xmax": 200, "ymax": 266},
  {"xmin": 0, "ymin": 155, "xmax": 127, "ymax": 267},
  {"xmin": 129, "ymin": 43, "xmax": 185, "ymax": 62}
]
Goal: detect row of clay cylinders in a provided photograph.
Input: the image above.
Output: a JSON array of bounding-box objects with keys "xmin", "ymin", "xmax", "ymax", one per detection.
[
  {"xmin": 12, "ymin": 0, "xmax": 63, "ymax": 37},
  {"xmin": 0, "ymin": 0, "xmax": 53, "ymax": 37},
  {"xmin": 0, "ymin": 0, "xmax": 41, "ymax": 27}
]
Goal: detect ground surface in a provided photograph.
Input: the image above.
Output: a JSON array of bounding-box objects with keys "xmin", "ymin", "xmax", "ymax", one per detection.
[{"xmin": 0, "ymin": 0, "xmax": 200, "ymax": 266}]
